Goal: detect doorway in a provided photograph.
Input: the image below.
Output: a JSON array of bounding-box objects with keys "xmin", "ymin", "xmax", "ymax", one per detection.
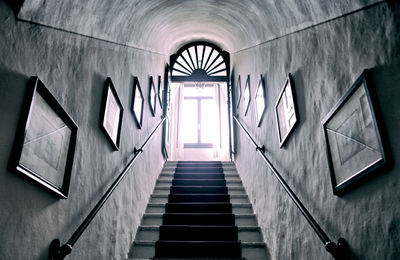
[{"xmin": 167, "ymin": 82, "xmax": 230, "ymax": 161}]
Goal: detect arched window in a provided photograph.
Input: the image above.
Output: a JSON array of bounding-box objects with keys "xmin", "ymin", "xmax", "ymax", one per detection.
[{"xmin": 170, "ymin": 41, "xmax": 230, "ymax": 82}]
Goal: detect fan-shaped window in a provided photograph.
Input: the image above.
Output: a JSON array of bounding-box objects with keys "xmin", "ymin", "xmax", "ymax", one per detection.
[{"xmin": 170, "ymin": 42, "xmax": 230, "ymax": 82}]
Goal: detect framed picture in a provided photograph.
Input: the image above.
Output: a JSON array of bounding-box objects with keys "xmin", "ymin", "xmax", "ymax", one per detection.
[
  {"xmin": 322, "ymin": 70, "xmax": 388, "ymax": 195},
  {"xmin": 255, "ymin": 75, "xmax": 266, "ymax": 127},
  {"xmin": 243, "ymin": 75, "xmax": 251, "ymax": 116},
  {"xmin": 157, "ymin": 75, "xmax": 163, "ymax": 109},
  {"xmin": 236, "ymin": 75, "xmax": 242, "ymax": 109},
  {"xmin": 149, "ymin": 76, "xmax": 156, "ymax": 116},
  {"xmin": 9, "ymin": 77, "xmax": 78, "ymax": 198},
  {"xmin": 99, "ymin": 77, "xmax": 123, "ymax": 150},
  {"xmin": 132, "ymin": 77, "xmax": 144, "ymax": 129},
  {"xmin": 275, "ymin": 73, "xmax": 298, "ymax": 147}
]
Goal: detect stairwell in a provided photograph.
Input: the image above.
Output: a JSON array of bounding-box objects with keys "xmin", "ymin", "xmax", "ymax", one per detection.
[{"xmin": 128, "ymin": 161, "xmax": 268, "ymax": 260}]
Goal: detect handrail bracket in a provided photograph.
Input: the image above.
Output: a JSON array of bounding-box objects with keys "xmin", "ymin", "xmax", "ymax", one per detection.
[
  {"xmin": 49, "ymin": 239, "xmax": 72, "ymax": 260},
  {"xmin": 325, "ymin": 238, "xmax": 349, "ymax": 259}
]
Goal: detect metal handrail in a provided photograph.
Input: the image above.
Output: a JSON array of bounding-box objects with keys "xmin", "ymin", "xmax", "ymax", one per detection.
[
  {"xmin": 49, "ymin": 116, "xmax": 167, "ymax": 260},
  {"xmin": 233, "ymin": 116, "xmax": 348, "ymax": 259}
]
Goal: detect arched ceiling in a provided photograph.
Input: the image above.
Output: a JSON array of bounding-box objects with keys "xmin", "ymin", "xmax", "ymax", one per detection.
[{"xmin": 18, "ymin": 0, "xmax": 380, "ymax": 55}]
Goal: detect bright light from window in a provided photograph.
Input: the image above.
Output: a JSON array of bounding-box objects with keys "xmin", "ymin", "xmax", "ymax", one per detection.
[
  {"xmin": 180, "ymin": 85, "xmax": 218, "ymax": 147},
  {"xmin": 182, "ymin": 99, "xmax": 198, "ymax": 143}
]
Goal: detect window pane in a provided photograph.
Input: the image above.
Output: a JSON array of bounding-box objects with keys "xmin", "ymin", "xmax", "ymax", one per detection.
[
  {"xmin": 182, "ymin": 99, "xmax": 198, "ymax": 143},
  {"xmin": 201, "ymin": 98, "xmax": 216, "ymax": 144}
]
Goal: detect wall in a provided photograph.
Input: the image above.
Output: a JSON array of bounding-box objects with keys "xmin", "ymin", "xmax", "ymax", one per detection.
[
  {"xmin": 232, "ymin": 2, "xmax": 400, "ymax": 260},
  {"xmin": 0, "ymin": 2, "xmax": 168, "ymax": 259}
]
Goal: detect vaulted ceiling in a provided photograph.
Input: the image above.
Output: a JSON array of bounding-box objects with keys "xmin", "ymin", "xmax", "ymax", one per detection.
[{"xmin": 18, "ymin": 0, "xmax": 379, "ymax": 55}]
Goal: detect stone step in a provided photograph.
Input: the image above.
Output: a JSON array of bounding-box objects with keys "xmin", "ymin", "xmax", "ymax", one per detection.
[
  {"xmin": 150, "ymin": 194, "xmax": 249, "ymax": 204},
  {"xmin": 146, "ymin": 203, "xmax": 253, "ymax": 214},
  {"xmin": 135, "ymin": 225, "xmax": 263, "ymax": 242},
  {"xmin": 154, "ymin": 186, "xmax": 246, "ymax": 195},
  {"xmin": 155, "ymin": 240, "xmax": 242, "ymax": 258},
  {"xmin": 128, "ymin": 241, "xmax": 267, "ymax": 260},
  {"xmin": 155, "ymin": 180, "xmax": 242, "ymax": 188},
  {"xmin": 158, "ymin": 173, "xmax": 240, "ymax": 180}
]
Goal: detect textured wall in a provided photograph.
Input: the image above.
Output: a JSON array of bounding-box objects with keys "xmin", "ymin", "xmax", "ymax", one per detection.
[
  {"xmin": 232, "ymin": 2, "xmax": 400, "ymax": 259},
  {"xmin": 17, "ymin": 0, "xmax": 380, "ymax": 54},
  {"xmin": 0, "ymin": 2, "xmax": 167, "ymax": 259}
]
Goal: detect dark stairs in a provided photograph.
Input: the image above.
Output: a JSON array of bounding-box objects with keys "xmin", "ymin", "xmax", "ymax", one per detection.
[
  {"xmin": 154, "ymin": 161, "xmax": 242, "ymax": 259},
  {"xmin": 128, "ymin": 161, "xmax": 268, "ymax": 260}
]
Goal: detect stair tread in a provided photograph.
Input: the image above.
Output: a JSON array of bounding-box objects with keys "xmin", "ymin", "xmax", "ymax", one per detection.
[{"xmin": 138, "ymin": 225, "xmax": 260, "ymax": 231}]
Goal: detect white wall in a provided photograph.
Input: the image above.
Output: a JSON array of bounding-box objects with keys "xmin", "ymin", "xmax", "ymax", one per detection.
[
  {"xmin": 0, "ymin": 2, "xmax": 167, "ymax": 259},
  {"xmin": 232, "ymin": 2, "xmax": 400, "ymax": 259}
]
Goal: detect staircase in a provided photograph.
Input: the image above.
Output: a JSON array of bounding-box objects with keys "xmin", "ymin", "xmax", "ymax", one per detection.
[{"xmin": 128, "ymin": 161, "xmax": 268, "ymax": 260}]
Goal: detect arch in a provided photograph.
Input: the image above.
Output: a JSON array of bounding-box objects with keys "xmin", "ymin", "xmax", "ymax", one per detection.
[{"xmin": 170, "ymin": 41, "xmax": 230, "ymax": 82}]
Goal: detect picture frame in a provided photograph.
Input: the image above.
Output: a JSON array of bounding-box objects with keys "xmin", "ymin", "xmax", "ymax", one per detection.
[
  {"xmin": 149, "ymin": 76, "xmax": 156, "ymax": 116},
  {"xmin": 322, "ymin": 69, "xmax": 388, "ymax": 195},
  {"xmin": 236, "ymin": 75, "xmax": 242, "ymax": 109},
  {"xmin": 243, "ymin": 75, "xmax": 251, "ymax": 116},
  {"xmin": 9, "ymin": 77, "xmax": 78, "ymax": 198},
  {"xmin": 157, "ymin": 75, "xmax": 163, "ymax": 109},
  {"xmin": 99, "ymin": 77, "xmax": 123, "ymax": 151},
  {"xmin": 275, "ymin": 73, "xmax": 298, "ymax": 148},
  {"xmin": 132, "ymin": 77, "xmax": 144, "ymax": 129},
  {"xmin": 255, "ymin": 74, "xmax": 266, "ymax": 127}
]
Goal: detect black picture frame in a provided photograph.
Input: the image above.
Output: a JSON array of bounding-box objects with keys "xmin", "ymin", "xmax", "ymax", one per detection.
[
  {"xmin": 9, "ymin": 77, "xmax": 78, "ymax": 199},
  {"xmin": 322, "ymin": 69, "xmax": 388, "ymax": 195},
  {"xmin": 157, "ymin": 75, "xmax": 163, "ymax": 109},
  {"xmin": 255, "ymin": 74, "xmax": 266, "ymax": 127},
  {"xmin": 132, "ymin": 77, "xmax": 144, "ymax": 129},
  {"xmin": 149, "ymin": 76, "xmax": 157, "ymax": 117},
  {"xmin": 236, "ymin": 75, "xmax": 242, "ymax": 109},
  {"xmin": 99, "ymin": 77, "xmax": 123, "ymax": 151},
  {"xmin": 243, "ymin": 75, "xmax": 251, "ymax": 116},
  {"xmin": 275, "ymin": 73, "xmax": 299, "ymax": 148}
]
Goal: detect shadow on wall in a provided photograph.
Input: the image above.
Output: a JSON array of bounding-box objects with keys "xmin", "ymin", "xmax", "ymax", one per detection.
[
  {"xmin": 0, "ymin": 68, "xmax": 61, "ymax": 202},
  {"xmin": 0, "ymin": 68, "xmax": 60, "ymax": 259},
  {"xmin": 3, "ymin": 0, "xmax": 24, "ymax": 16},
  {"xmin": 339, "ymin": 64, "xmax": 399, "ymax": 202}
]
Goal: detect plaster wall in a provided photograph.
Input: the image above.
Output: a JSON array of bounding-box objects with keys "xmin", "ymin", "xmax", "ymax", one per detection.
[
  {"xmin": 0, "ymin": 2, "xmax": 168, "ymax": 259},
  {"xmin": 232, "ymin": 2, "xmax": 400, "ymax": 259}
]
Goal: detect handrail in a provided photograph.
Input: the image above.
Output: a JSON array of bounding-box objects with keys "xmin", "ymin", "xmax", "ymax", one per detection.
[
  {"xmin": 49, "ymin": 116, "xmax": 167, "ymax": 260},
  {"xmin": 233, "ymin": 116, "xmax": 348, "ymax": 259}
]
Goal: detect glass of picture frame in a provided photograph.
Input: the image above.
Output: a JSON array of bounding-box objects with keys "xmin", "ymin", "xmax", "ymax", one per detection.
[
  {"xmin": 275, "ymin": 73, "xmax": 299, "ymax": 148},
  {"xmin": 149, "ymin": 76, "xmax": 156, "ymax": 117},
  {"xmin": 236, "ymin": 75, "xmax": 242, "ymax": 109},
  {"xmin": 157, "ymin": 75, "xmax": 163, "ymax": 109},
  {"xmin": 243, "ymin": 75, "xmax": 251, "ymax": 116},
  {"xmin": 9, "ymin": 77, "xmax": 78, "ymax": 198},
  {"xmin": 99, "ymin": 77, "xmax": 123, "ymax": 150},
  {"xmin": 132, "ymin": 77, "xmax": 144, "ymax": 129},
  {"xmin": 255, "ymin": 75, "xmax": 266, "ymax": 127},
  {"xmin": 322, "ymin": 69, "xmax": 388, "ymax": 195}
]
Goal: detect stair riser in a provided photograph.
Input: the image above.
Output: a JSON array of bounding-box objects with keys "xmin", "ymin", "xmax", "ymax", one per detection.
[
  {"xmin": 142, "ymin": 214, "xmax": 258, "ymax": 226},
  {"xmin": 159, "ymin": 226, "xmax": 238, "ymax": 241},
  {"xmin": 176, "ymin": 163, "xmax": 223, "ymax": 168},
  {"xmin": 170, "ymin": 186, "xmax": 228, "ymax": 194},
  {"xmin": 129, "ymin": 243, "xmax": 266, "ymax": 259},
  {"xmin": 150, "ymin": 196, "xmax": 248, "ymax": 204},
  {"xmin": 156, "ymin": 183, "xmax": 242, "ymax": 188},
  {"xmin": 136, "ymin": 229, "xmax": 263, "ymax": 242},
  {"xmin": 155, "ymin": 241, "xmax": 241, "ymax": 258},
  {"xmin": 175, "ymin": 167, "xmax": 223, "ymax": 173},
  {"xmin": 163, "ymin": 215, "xmax": 235, "ymax": 226},
  {"xmin": 168, "ymin": 194, "xmax": 230, "ymax": 203},
  {"xmin": 165, "ymin": 203, "xmax": 232, "ymax": 213},
  {"xmin": 146, "ymin": 205, "xmax": 252, "ymax": 214},
  {"xmin": 173, "ymin": 173, "xmax": 225, "ymax": 179},
  {"xmin": 154, "ymin": 187, "xmax": 246, "ymax": 195},
  {"xmin": 172, "ymin": 179, "xmax": 227, "ymax": 186}
]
